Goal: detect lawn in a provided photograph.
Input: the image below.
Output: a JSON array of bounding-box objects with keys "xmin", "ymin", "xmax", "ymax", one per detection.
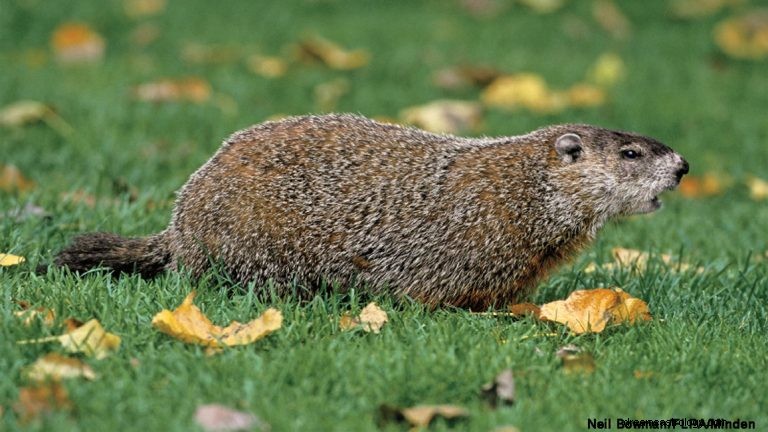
[{"xmin": 2, "ymin": 0, "xmax": 767, "ymax": 431}]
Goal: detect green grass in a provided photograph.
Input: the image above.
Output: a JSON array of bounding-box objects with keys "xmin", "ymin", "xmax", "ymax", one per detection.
[{"xmin": 2, "ymin": 0, "xmax": 767, "ymax": 430}]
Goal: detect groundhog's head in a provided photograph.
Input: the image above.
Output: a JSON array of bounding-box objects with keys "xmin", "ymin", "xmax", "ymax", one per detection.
[{"xmin": 550, "ymin": 125, "xmax": 689, "ymax": 216}]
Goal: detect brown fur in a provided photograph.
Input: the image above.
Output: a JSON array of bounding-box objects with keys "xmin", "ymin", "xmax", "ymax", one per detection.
[{"xmin": 52, "ymin": 114, "xmax": 688, "ymax": 309}]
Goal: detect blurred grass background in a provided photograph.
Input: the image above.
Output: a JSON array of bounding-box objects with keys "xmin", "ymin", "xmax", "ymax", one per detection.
[{"xmin": 1, "ymin": 0, "xmax": 767, "ymax": 430}]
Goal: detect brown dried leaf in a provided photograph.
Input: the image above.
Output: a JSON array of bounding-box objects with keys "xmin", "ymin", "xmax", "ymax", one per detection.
[
  {"xmin": 194, "ymin": 404, "xmax": 267, "ymax": 432},
  {"xmin": 481, "ymin": 369, "xmax": 516, "ymax": 406},
  {"xmin": 51, "ymin": 22, "xmax": 105, "ymax": 64},
  {"xmin": 133, "ymin": 77, "xmax": 212, "ymax": 103},
  {"xmin": 508, "ymin": 302, "xmax": 541, "ymax": 318},
  {"xmin": 296, "ymin": 36, "xmax": 369, "ymax": 70},
  {"xmin": 746, "ymin": 176, "xmax": 768, "ymax": 201},
  {"xmin": 379, "ymin": 404, "xmax": 469, "ymax": 428},
  {"xmin": 151, "ymin": 292, "xmax": 282, "ymax": 347},
  {"xmin": 247, "ymin": 55, "xmax": 287, "ymax": 78},
  {"xmin": 25, "ymin": 353, "xmax": 96, "ymax": 381},
  {"xmin": 400, "ymin": 100, "xmax": 483, "ymax": 134},
  {"xmin": 540, "ymin": 288, "xmax": 651, "ymax": 334},
  {"xmin": 0, "ymin": 164, "xmax": 36, "ymax": 192},
  {"xmin": 715, "ymin": 10, "xmax": 768, "ymax": 60},
  {"xmin": 679, "ymin": 173, "xmax": 726, "ymax": 198},
  {"xmin": 592, "ymin": 0, "xmax": 631, "ymax": 39},
  {"xmin": 13, "ymin": 381, "xmax": 72, "ymax": 423},
  {"xmin": 556, "ymin": 345, "xmax": 596, "ymax": 374}
]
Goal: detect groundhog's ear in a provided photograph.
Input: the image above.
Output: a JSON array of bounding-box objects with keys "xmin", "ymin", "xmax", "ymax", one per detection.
[{"xmin": 555, "ymin": 133, "xmax": 582, "ymax": 163}]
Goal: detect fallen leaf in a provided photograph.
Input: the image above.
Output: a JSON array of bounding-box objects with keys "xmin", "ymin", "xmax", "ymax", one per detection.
[
  {"xmin": 459, "ymin": 0, "xmax": 506, "ymax": 18},
  {"xmin": 25, "ymin": 353, "xmax": 96, "ymax": 381},
  {"xmin": 295, "ymin": 36, "xmax": 369, "ymax": 70},
  {"xmin": 519, "ymin": 0, "xmax": 566, "ymax": 14},
  {"xmin": 182, "ymin": 43, "xmax": 241, "ymax": 65},
  {"xmin": 508, "ymin": 302, "xmax": 541, "ymax": 318},
  {"xmin": 587, "ymin": 53, "xmax": 625, "ymax": 87},
  {"xmin": 633, "ymin": 370, "xmax": 656, "ymax": 379},
  {"xmin": 1, "ymin": 253, "xmax": 26, "ymax": 267},
  {"xmin": 340, "ymin": 302, "xmax": 388, "ymax": 333},
  {"xmin": 194, "ymin": 404, "xmax": 267, "ymax": 432},
  {"xmin": 746, "ymin": 176, "xmax": 768, "ymax": 201},
  {"xmin": 60, "ymin": 189, "xmax": 97, "ymax": 208},
  {"xmin": 481, "ymin": 369, "xmax": 516, "ymax": 407},
  {"xmin": 715, "ymin": 10, "xmax": 768, "ymax": 60},
  {"xmin": 130, "ymin": 23, "xmax": 161, "ymax": 46},
  {"xmin": 585, "ymin": 247, "xmax": 701, "ymax": 273},
  {"xmin": 151, "ymin": 292, "xmax": 282, "ymax": 347},
  {"xmin": 14, "ymin": 301, "xmax": 54, "ymax": 325},
  {"xmin": 247, "ymin": 55, "xmax": 288, "ymax": 78},
  {"xmin": 378, "ymin": 404, "xmax": 469, "ymax": 428},
  {"xmin": 566, "ymin": 83, "xmax": 606, "ymax": 107},
  {"xmin": 432, "ymin": 65, "xmax": 501, "ymax": 90},
  {"xmin": 51, "ymin": 22, "xmax": 105, "ymax": 64},
  {"xmin": 400, "ymin": 100, "xmax": 483, "ymax": 134},
  {"xmin": 0, "ymin": 100, "xmax": 51, "ymax": 127},
  {"xmin": 592, "ymin": 0, "xmax": 631, "ymax": 39},
  {"xmin": 556, "ymin": 345, "xmax": 596, "ymax": 374},
  {"xmin": 314, "ymin": 78, "xmax": 350, "ymax": 112},
  {"xmin": 0, "ymin": 164, "xmax": 35, "ymax": 192},
  {"xmin": 670, "ymin": 0, "xmax": 736, "ymax": 19},
  {"xmin": 540, "ymin": 288, "xmax": 651, "ymax": 334},
  {"xmin": 123, "ymin": 0, "xmax": 167, "ymax": 18},
  {"xmin": 133, "ymin": 77, "xmax": 212, "ymax": 103},
  {"xmin": 13, "ymin": 381, "xmax": 72, "ymax": 423},
  {"xmin": 678, "ymin": 173, "xmax": 726, "ymax": 198},
  {"xmin": 18, "ymin": 319, "xmax": 121, "ymax": 359},
  {"xmin": 482, "ymin": 73, "xmax": 562, "ymax": 113}
]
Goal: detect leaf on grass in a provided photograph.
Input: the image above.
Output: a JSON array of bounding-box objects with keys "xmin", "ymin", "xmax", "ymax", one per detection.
[
  {"xmin": 540, "ymin": 288, "xmax": 651, "ymax": 334},
  {"xmin": 592, "ymin": 0, "xmax": 631, "ymax": 39},
  {"xmin": 670, "ymin": 0, "xmax": 735, "ymax": 19},
  {"xmin": 51, "ymin": 22, "xmax": 105, "ymax": 64},
  {"xmin": 587, "ymin": 53, "xmax": 625, "ymax": 87},
  {"xmin": 247, "ymin": 55, "xmax": 288, "ymax": 78},
  {"xmin": 585, "ymin": 247, "xmax": 701, "ymax": 274},
  {"xmin": 400, "ymin": 100, "xmax": 483, "ymax": 134},
  {"xmin": 746, "ymin": 176, "xmax": 768, "ymax": 201},
  {"xmin": 14, "ymin": 301, "xmax": 54, "ymax": 325},
  {"xmin": 339, "ymin": 302, "xmax": 388, "ymax": 333},
  {"xmin": 481, "ymin": 74, "xmax": 563, "ymax": 113},
  {"xmin": 130, "ymin": 23, "xmax": 161, "ymax": 46},
  {"xmin": 519, "ymin": 0, "xmax": 566, "ymax": 14},
  {"xmin": 25, "ymin": 353, "xmax": 96, "ymax": 381},
  {"xmin": 481, "ymin": 369, "xmax": 516, "ymax": 407},
  {"xmin": 556, "ymin": 345, "xmax": 596, "ymax": 374},
  {"xmin": 508, "ymin": 302, "xmax": 541, "ymax": 318},
  {"xmin": 566, "ymin": 83, "xmax": 606, "ymax": 108},
  {"xmin": 679, "ymin": 173, "xmax": 726, "ymax": 198},
  {"xmin": 459, "ymin": 0, "xmax": 506, "ymax": 18},
  {"xmin": 13, "ymin": 381, "xmax": 72, "ymax": 423},
  {"xmin": 432, "ymin": 65, "xmax": 501, "ymax": 90},
  {"xmin": 19, "ymin": 319, "xmax": 121, "ymax": 359},
  {"xmin": 1, "ymin": 164, "xmax": 35, "ymax": 193},
  {"xmin": 1, "ymin": 253, "xmax": 26, "ymax": 267},
  {"xmin": 314, "ymin": 78, "xmax": 350, "ymax": 112},
  {"xmin": 133, "ymin": 77, "xmax": 212, "ymax": 103},
  {"xmin": 182, "ymin": 43, "xmax": 241, "ymax": 65},
  {"xmin": 151, "ymin": 292, "xmax": 282, "ymax": 347},
  {"xmin": 123, "ymin": 0, "xmax": 167, "ymax": 18},
  {"xmin": 715, "ymin": 10, "xmax": 768, "ymax": 60},
  {"xmin": 633, "ymin": 370, "xmax": 656, "ymax": 379},
  {"xmin": 378, "ymin": 404, "xmax": 469, "ymax": 428},
  {"xmin": 194, "ymin": 404, "xmax": 267, "ymax": 432},
  {"xmin": 295, "ymin": 36, "xmax": 369, "ymax": 70},
  {"xmin": 0, "ymin": 101, "xmax": 51, "ymax": 127}
]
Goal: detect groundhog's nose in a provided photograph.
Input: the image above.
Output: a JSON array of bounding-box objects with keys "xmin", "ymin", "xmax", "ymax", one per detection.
[{"xmin": 675, "ymin": 157, "xmax": 689, "ymax": 182}]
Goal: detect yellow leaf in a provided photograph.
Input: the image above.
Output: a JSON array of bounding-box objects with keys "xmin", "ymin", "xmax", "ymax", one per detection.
[
  {"xmin": 746, "ymin": 176, "xmax": 768, "ymax": 201},
  {"xmin": 340, "ymin": 302, "xmax": 388, "ymax": 333},
  {"xmin": 151, "ymin": 292, "xmax": 282, "ymax": 347},
  {"xmin": 13, "ymin": 381, "xmax": 72, "ymax": 423},
  {"xmin": 25, "ymin": 353, "xmax": 96, "ymax": 381},
  {"xmin": 539, "ymin": 288, "xmax": 651, "ymax": 334},
  {"xmin": 592, "ymin": 0, "xmax": 631, "ymax": 39},
  {"xmin": 314, "ymin": 78, "xmax": 350, "ymax": 112},
  {"xmin": 1, "ymin": 253, "xmax": 26, "ymax": 266},
  {"xmin": 51, "ymin": 22, "xmax": 105, "ymax": 64},
  {"xmin": 481, "ymin": 74, "xmax": 566, "ymax": 113},
  {"xmin": 566, "ymin": 83, "xmax": 606, "ymax": 107},
  {"xmin": 14, "ymin": 301, "xmax": 54, "ymax": 325},
  {"xmin": 400, "ymin": 100, "xmax": 483, "ymax": 134},
  {"xmin": 247, "ymin": 55, "xmax": 287, "ymax": 78},
  {"xmin": 123, "ymin": 0, "xmax": 166, "ymax": 18},
  {"xmin": 715, "ymin": 10, "xmax": 768, "ymax": 60},
  {"xmin": 133, "ymin": 77, "xmax": 212, "ymax": 103},
  {"xmin": 296, "ymin": 36, "xmax": 369, "ymax": 70},
  {"xmin": 0, "ymin": 164, "xmax": 36, "ymax": 192},
  {"xmin": 0, "ymin": 101, "xmax": 51, "ymax": 127},
  {"xmin": 18, "ymin": 319, "xmax": 121, "ymax": 359},
  {"xmin": 379, "ymin": 404, "xmax": 469, "ymax": 428},
  {"xmin": 587, "ymin": 53, "xmax": 625, "ymax": 87}
]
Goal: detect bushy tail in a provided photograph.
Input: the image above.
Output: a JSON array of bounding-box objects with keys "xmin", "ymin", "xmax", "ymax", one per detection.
[{"xmin": 52, "ymin": 231, "xmax": 171, "ymax": 278}]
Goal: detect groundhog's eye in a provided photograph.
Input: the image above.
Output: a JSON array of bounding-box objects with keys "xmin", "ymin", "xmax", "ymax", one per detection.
[{"xmin": 621, "ymin": 149, "xmax": 640, "ymax": 160}]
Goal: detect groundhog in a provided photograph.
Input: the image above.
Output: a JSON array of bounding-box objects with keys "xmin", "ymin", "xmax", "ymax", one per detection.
[{"xmin": 52, "ymin": 114, "xmax": 688, "ymax": 309}]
